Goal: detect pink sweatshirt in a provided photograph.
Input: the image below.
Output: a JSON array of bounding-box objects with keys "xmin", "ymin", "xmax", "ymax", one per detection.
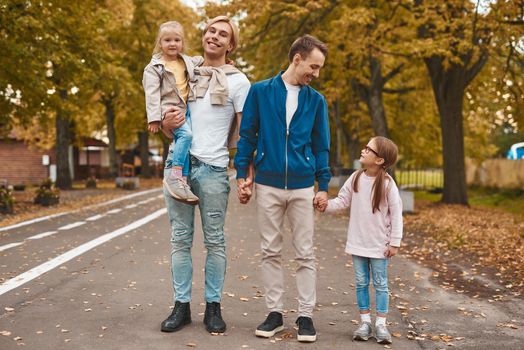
[{"xmin": 326, "ymin": 171, "xmax": 403, "ymax": 259}]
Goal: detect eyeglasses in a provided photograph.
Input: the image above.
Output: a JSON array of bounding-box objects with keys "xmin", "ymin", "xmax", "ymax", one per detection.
[{"xmin": 364, "ymin": 145, "xmax": 380, "ymax": 157}]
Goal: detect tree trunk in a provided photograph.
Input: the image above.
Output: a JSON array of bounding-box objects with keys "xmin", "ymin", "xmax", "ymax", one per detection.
[
  {"xmin": 138, "ymin": 131, "xmax": 151, "ymax": 178},
  {"xmin": 425, "ymin": 57, "xmax": 468, "ymax": 205},
  {"xmin": 103, "ymin": 98, "xmax": 118, "ymax": 178},
  {"xmin": 368, "ymin": 56, "xmax": 389, "ymax": 137},
  {"xmin": 331, "ymin": 100, "xmax": 346, "ymax": 167},
  {"xmin": 55, "ymin": 89, "xmax": 72, "ymax": 189},
  {"xmin": 352, "ymin": 56, "xmax": 390, "ymax": 138}
]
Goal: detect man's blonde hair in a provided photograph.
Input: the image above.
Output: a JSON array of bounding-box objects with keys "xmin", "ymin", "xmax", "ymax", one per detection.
[
  {"xmin": 203, "ymin": 16, "xmax": 239, "ymax": 55},
  {"xmin": 153, "ymin": 21, "xmax": 185, "ymax": 55}
]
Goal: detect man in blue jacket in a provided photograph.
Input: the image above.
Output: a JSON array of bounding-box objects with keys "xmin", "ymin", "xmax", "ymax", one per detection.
[{"xmin": 235, "ymin": 35, "xmax": 331, "ymax": 343}]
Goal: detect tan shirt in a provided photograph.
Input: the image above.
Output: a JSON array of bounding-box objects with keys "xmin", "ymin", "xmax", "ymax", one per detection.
[{"xmin": 165, "ymin": 58, "xmax": 189, "ymax": 102}]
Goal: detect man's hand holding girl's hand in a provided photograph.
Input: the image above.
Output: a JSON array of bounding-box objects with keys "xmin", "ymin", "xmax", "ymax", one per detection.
[{"xmin": 313, "ymin": 191, "xmax": 328, "ymax": 212}]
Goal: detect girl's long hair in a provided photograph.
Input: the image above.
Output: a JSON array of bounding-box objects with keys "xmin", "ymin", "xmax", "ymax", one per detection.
[
  {"xmin": 152, "ymin": 21, "xmax": 185, "ymax": 55},
  {"xmin": 352, "ymin": 136, "xmax": 398, "ymax": 213}
]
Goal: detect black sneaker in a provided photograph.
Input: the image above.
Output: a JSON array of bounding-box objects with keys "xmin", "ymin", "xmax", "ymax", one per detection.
[
  {"xmin": 203, "ymin": 302, "xmax": 226, "ymax": 333},
  {"xmin": 255, "ymin": 312, "xmax": 284, "ymax": 338},
  {"xmin": 160, "ymin": 301, "xmax": 191, "ymax": 332},
  {"xmin": 296, "ymin": 316, "xmax": 316, "ymax": 342}
]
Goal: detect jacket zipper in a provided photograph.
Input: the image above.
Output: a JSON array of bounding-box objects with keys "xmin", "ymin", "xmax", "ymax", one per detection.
[{"xmin": 285, "ymin": 128, "xmax": 289, "ymax": 189}]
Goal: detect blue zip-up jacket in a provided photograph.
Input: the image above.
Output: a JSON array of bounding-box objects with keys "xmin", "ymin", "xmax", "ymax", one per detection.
[{"xmin": 235, "ymin": 72, "xmax": 331, "ymax": 191}]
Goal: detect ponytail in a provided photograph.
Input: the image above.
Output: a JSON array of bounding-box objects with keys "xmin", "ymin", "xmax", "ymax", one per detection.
[{"xmin": 371, "ymin": 168, "xmax": 388, "ymax": 213}]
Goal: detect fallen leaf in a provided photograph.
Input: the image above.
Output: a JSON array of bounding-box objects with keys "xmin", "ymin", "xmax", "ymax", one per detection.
[{"xmin": 186, "ymin": 343, "xmax": 197, "ymax": 347}]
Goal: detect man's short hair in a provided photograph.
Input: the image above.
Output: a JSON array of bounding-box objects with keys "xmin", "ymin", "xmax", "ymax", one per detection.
[{"xmin": 288, "ymin": 35, "xmax": 328, "ymax": 62}]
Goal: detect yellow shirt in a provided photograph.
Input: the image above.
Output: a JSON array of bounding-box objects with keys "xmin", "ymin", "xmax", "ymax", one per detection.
[{"xmin": 164, "ymin": 57, "xmax": 189, "ymax": 102}]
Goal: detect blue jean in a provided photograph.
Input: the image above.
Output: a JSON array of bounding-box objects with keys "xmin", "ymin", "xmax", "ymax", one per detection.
[
  {"xmin": 170, "ymin": 115, "xmax": 192, "ymax": 177},
  {"xmin": 352, "ymin": 255, "xmax": 389, "ymax": 314},
  {"xmin": 163, "ymin": 155, "xmax": 230, "ymax": 303}
]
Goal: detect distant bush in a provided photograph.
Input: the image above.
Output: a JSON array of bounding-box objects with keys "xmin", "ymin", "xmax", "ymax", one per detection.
[
  {"xmin": 85, "ymin": 177, "xmax": 97, "ymax": 189},
  {"xmin": 34, "ymin": 179, "xmax": 60, "ymax": 206},
  {"xmin": 0, "ymin": 186, "xmax": 14, "ymax": 214},
  {"xmin": 122, "ymin": 180, "xmax": 137, "ymax": 190},
  {"xmin": 13, "ymin": 184, "xmax": 26, "ymax": 191}
]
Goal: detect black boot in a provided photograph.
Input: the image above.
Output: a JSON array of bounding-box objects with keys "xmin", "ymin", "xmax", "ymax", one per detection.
[
  {"xmin": 203, "ymin": 302, "xmax": 226, "ymax": 333},
  {"xmin": 161, "ymin": 301, "xmax": 191, "ymax": 332}
]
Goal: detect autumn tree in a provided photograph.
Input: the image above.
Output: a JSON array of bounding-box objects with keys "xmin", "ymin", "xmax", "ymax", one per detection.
[
  {"xmin": 413, "ymin": 0, "xmax": 523, "ymax": 204},
  {"xmin": 0, "ymin": 1, "xmax": 112, "ymax": 188}
]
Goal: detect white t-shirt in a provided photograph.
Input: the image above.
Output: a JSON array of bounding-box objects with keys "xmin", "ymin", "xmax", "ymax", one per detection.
[
  {"xmin": 188, "ymin": 72, "xmax": 251, "ymax": 167},
  {"xmin": 283, "ymin": 80, "xmax": 300, "ymax": 128}
]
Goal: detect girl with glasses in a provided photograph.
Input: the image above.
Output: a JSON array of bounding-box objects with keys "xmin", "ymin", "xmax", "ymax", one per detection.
[{"xmin": 317, "ymin": 136, "xmax": 403, "ymax": 344}]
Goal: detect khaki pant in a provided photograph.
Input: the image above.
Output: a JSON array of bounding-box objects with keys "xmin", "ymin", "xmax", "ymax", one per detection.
[{"xmin": 256, "ymin": 183, "xmax": 316, "ymax": 318}]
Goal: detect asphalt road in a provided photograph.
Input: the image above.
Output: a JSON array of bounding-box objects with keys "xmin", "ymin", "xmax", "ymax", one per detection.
[{"xmin": 0, "ymin": 182, "xmax": 522, "ymax": 349}]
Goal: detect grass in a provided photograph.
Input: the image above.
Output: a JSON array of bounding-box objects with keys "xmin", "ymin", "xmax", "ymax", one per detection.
[{"xmin": 413, "ymin": 187, "xmax": 524, "ymax": 219}]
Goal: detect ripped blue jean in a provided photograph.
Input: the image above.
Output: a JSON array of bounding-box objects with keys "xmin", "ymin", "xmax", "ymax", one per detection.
[
  {"xmin": 352, "ymin": 255, "xmax": 389, "ymax": 314},
  {"xmin": 164, "ymin": 155, "xmax": 230, "ymax": 303}
]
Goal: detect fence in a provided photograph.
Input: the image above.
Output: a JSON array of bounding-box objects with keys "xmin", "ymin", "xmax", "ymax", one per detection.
[
  {"xmin": 466, "ymin": 158, "xmax": 524, "ymax": 189},
  {"xmin": 395, "ymin": 168, "xmax": 443, "ymax": 191},
  {"xmin": 330, "ymin": 167, "xmax": 443, "ymax": 192},
  {"xmin": 332, "ymin": 161, "xmax": 524, "ymax": 192}
]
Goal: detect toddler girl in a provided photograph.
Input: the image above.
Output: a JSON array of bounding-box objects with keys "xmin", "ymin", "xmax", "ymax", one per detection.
[{"xmin": 143, "ymin": 21, "xmax": 203, "ymax": 204}]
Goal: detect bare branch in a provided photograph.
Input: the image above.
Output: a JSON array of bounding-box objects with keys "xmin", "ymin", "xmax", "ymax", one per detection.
[
  {"xmin": 464, "ymin": 50, "xmax": 488, "ymax": 87},
  {"xmin": 383, "ymin": 63, "xmax": 405, "ymax": 84},
  {"xmin": 383, "ymin": 86, "xmax": 416, "ymax": 94}
]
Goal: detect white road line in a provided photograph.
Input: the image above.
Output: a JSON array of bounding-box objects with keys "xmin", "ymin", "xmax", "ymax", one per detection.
[
  {"xmin": 0, "ymin": 231, "xmax": 58, "ymax": 252},
  {"xmin": 125, "ymin": 204, "xmax": 138, "ymax": 209},
  {"xmin": 27, "ymin": 231, "xmax": 58, "ymax": 240},
  {"xmin": 0, "ymin": 242, "xmax": 23, "ymax": 252},
  {"xmin": 106, "ymin": 208, "xmax": 122, "ymax": 214},
  {"xmin": 85, "ymin": 214, "xmax": 104, "ymax": 221},
  {"xmin": 57, "ymin": 222, "xmax": 86, "ymax": 231},
  {"xmin": 0, "ymin": 188, "xmax": 162, "ymax": 233},
  {"xmin": 0, "ymin": 208, "xmax": 167, "ymax": 296}
]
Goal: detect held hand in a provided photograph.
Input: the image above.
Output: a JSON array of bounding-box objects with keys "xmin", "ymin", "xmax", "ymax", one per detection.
[
  {"xmin": 313, "ymin": 191, "xmax": 328, "ymax": 212},
  {"xmin": 148, "ymin": 121, "xmax": 161, "ymax": 133},
  {"xmin": 316, "ymin": 200, "xmax": 328, "ymax": 212},
  {"xmin": 237, "ymin": 178, "xmax": 252, "ymax": 204},
  {"xmin": 384, "ymin": 246, "xmax": 399, "ymax": 258}
]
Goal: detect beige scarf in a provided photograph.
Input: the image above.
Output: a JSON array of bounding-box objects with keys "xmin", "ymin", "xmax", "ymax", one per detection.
[{"xmin": 189, "ymin": 64, "xmax": 241, "ymax": 105}]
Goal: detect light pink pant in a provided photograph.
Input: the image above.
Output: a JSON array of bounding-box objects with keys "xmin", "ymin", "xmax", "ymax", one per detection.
[{"xmin": 256, "ymin": 183, "xmax": 316, "ymax": 318}]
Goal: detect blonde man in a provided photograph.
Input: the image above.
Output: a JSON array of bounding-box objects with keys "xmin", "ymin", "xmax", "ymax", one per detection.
[{"xmin": 160, "ymin": 16, "xmax": 250, "ymax": 334}]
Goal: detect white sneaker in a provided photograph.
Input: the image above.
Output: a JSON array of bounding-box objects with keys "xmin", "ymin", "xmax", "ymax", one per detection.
[
  {"xmin": 375, "ymin": 324, "xmax": 392, "ymax": 344},
  {"xmin": 163, "ymin": 177, "xmax": 199, "ymax": 205},
  {"xmin": 353, "ymin": 321, "xmax": 372, "ymax": 341}
]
